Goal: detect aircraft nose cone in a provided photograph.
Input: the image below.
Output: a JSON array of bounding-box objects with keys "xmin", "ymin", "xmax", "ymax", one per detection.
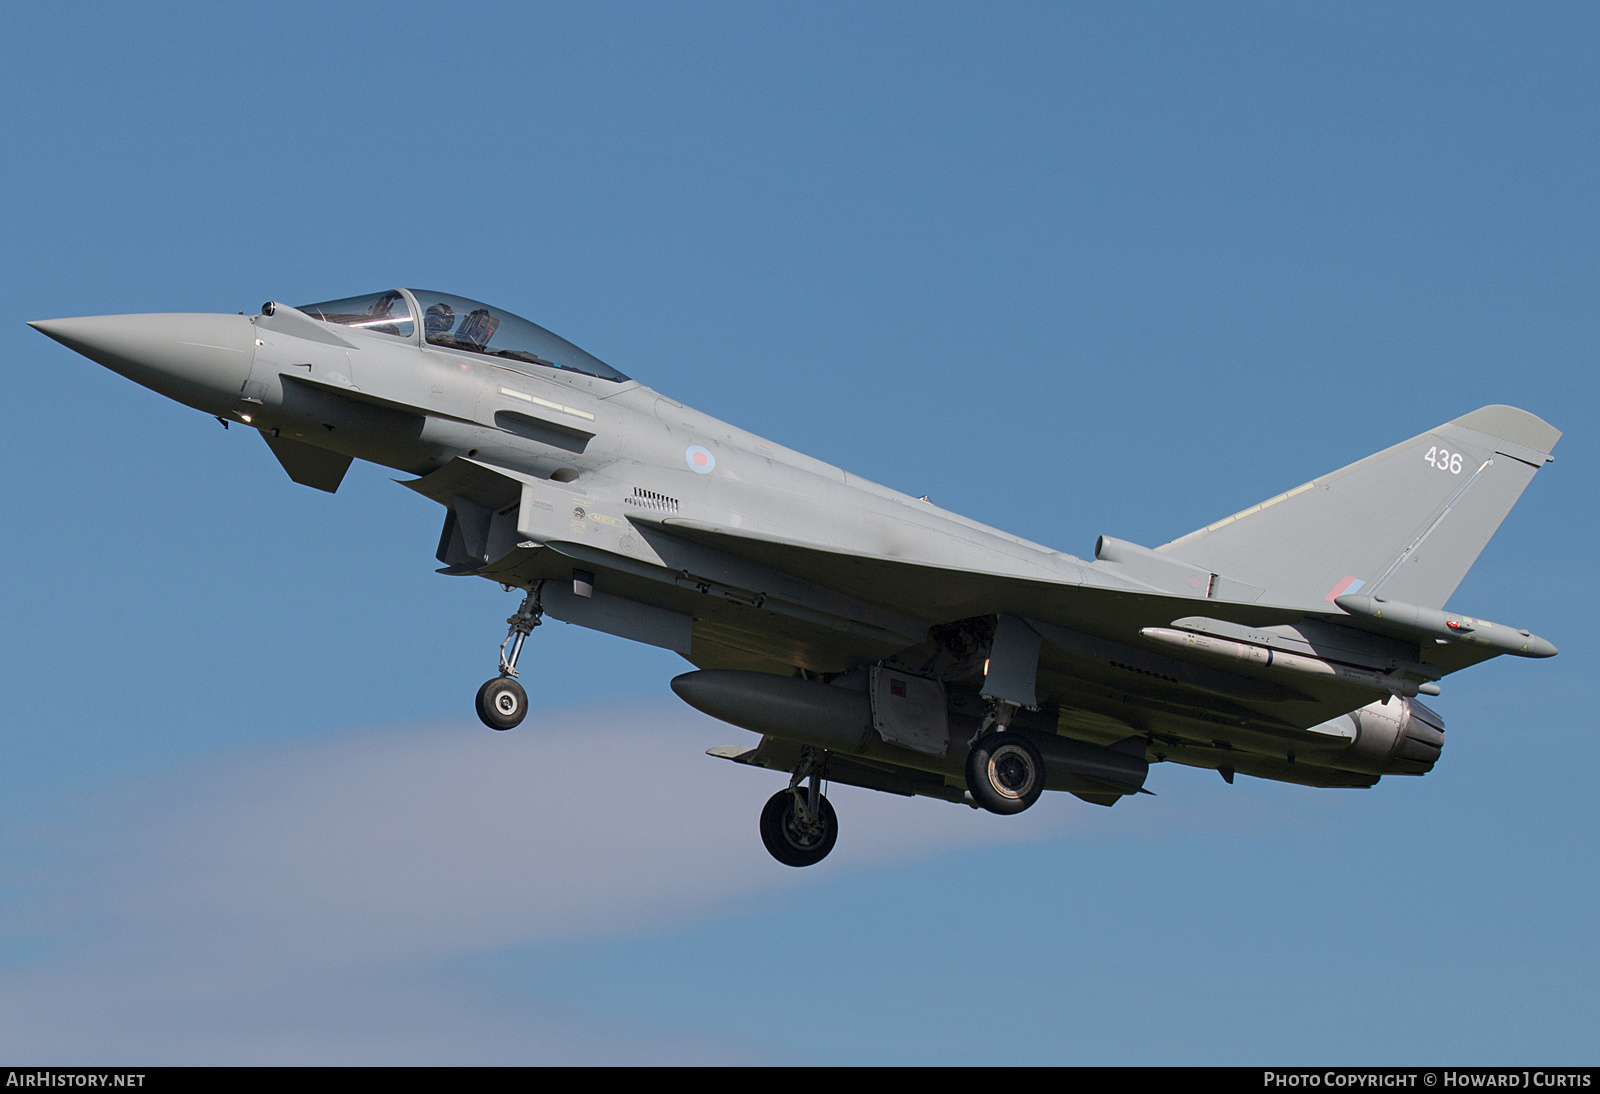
[{"xmin": 29, "ymin": 312, "xmax": 257, "ymax": 415}]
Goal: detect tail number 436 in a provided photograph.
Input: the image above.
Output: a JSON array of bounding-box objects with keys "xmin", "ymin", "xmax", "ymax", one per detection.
[{"xmin": 1425, "ymin": 446, "xmax": 1463, "ymax": 474}]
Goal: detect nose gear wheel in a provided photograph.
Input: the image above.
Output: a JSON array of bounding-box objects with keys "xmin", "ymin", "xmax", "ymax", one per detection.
[
  {"xmin": 475, "ymin": 584, "xmax": 542, "ymax": 731},
  {"xmin": 476, "ymin": 676, "xmax": 528, "ymax": 731}
]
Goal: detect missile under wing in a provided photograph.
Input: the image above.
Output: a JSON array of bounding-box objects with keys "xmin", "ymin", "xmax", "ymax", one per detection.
[{"xmin": 29, "ymin": 289, "xmax": 1561, "ymax": 866}]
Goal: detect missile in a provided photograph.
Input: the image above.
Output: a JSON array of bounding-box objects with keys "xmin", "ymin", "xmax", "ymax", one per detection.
[
  {"xmin": 1333, "ymin": 594, "xmax": 1558, "ymax": 658},
  {"xmin": 1138, "ymin": 627, "xmax": 1431, "ymax": 697}
]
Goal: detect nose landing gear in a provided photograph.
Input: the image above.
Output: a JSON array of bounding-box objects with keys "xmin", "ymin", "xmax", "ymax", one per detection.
[{"xmin": 475, "ymin": 583, "xmax": 542, "ymax": 731}]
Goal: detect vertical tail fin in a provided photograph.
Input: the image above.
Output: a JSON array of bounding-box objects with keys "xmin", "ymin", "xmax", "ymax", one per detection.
[{"xmin": 1157, "ymin": 405, "xmax": 1560, "ymax": 610}]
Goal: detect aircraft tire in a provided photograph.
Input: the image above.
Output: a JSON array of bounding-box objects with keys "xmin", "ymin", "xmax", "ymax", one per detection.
[
  {"xmin": 475, "ymin": 676, "xmax": 528, "ymax": 731},
  {"xmin": 966, "ymin": 731, "xmax": 1046, "ymax": 814},
  {"xmin": 759, "ymin": 788, "xmax": 837, "ymax": 867}
]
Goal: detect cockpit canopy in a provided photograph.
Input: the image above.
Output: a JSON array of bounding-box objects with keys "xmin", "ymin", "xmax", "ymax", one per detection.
[
  {"xmin": 296, "ymin": 289, "xmax": 630, "ymax": 383},
  {"xmin": 298, "ymin": 289, "xmax": 414, "ymax": 338}
]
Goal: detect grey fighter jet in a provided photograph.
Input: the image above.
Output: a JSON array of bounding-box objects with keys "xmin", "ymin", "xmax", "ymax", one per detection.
[{"xmin": 30, "ymin": 290, "xmax": 1561, "ymax": 866}]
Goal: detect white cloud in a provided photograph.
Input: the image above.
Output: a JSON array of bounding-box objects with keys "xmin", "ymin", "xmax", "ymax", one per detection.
[{"xmin": 0, "ymin": 702, "xmax": 1076, "ymax": 1063}]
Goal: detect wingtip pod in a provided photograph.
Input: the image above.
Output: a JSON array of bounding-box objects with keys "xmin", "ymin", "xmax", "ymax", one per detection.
[{"xmin": 1334, "ymin": 594, "xmax": 1556, "ymax": 658}]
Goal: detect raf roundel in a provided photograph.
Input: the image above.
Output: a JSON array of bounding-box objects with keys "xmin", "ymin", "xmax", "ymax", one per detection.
[{"xmin": 685, "ymin": 445, "xmax": 716, "ymax": 474}]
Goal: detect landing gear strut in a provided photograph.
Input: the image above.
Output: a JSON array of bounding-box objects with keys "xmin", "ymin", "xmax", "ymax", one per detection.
[
  {"xmin": 759, "ymin": 749, "xmax": 838, "ymax": 867},
  {"xmin": 475, "ymin": 583, "xmax": 542, "ymax": 731}
]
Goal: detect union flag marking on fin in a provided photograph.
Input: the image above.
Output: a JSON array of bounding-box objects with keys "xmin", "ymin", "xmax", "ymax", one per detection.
[{"xmin": 1324, "ymin": 575, "xmax": 1365, "ymax": 602}]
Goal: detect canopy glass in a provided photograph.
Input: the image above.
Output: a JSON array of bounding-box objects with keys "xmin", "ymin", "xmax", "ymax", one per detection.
[{"xmin": 296, "ymin": 289, "xmax": 630, "ymax": 383}]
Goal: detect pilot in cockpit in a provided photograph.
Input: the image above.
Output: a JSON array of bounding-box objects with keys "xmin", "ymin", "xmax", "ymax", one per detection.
[{"xmin": 424, "ymin": 302, "xmax": 456, "ymax": 338}]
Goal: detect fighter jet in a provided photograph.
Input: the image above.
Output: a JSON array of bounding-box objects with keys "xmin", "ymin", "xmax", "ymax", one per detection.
[{"xmin": 30, "ymin": 290, "xmax": 1561, "ymax": 866}]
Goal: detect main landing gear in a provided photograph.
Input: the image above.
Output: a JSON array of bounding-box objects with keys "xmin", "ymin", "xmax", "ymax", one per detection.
[
  {"xmin": 964, "ymin": 700, "xmax": 1046, "ymax": 815},
  {"xmin": 475, "ymin": 584, "xmax": 542, "ymax": 731},
  {"xmin": 760, "ymin": 749, "xmax": 838, "ymax": 867}
]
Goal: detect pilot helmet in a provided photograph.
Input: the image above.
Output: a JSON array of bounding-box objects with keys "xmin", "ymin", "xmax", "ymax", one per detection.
[{"xmin": 424, "ymin": 302, "xmax": 456, "ymax": 336}]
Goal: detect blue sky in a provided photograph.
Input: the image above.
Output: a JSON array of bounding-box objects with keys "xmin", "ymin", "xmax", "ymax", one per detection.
[{"xmin": 1, "ymin": 2, "xmax": 1595, "ymax": 1063}]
